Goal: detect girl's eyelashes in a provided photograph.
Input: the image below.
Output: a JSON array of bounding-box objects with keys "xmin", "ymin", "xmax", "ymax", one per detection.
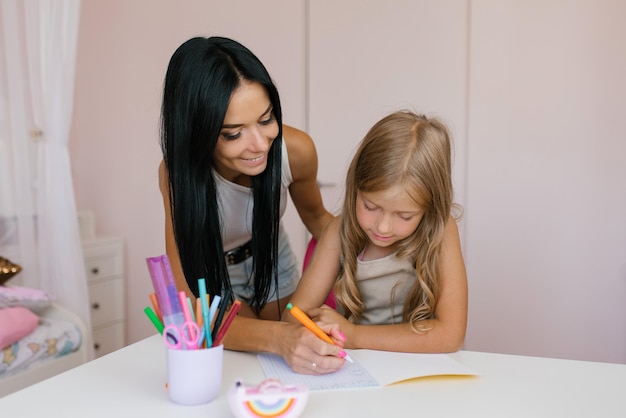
[
  {"xmin": 363, "ymin": 201, "xmax": 377, "ymax": 211},
  {"xmin": 362, "ymin": 198, "xmax": 419, "ymax": 220}
]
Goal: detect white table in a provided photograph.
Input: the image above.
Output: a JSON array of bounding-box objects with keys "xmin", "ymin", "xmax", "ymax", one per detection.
[{"xmin": 1, "ymin": 335, "xmax": 625, "ymax": 417}]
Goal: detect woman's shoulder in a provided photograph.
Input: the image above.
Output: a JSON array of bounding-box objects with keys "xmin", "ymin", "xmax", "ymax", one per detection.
[
  {"xmin": 282, "ymin": 124, "xmax": 318, "ymax": 180},
  {"xmin": 282, "ymin": 124, "xmax": 317, "ymax": 165},
  {"xmin": 158, "ymin": 160, "xmax": 168, "ymax": 193},
  {"xmin": 282, "ymin": 124, "xmax": 312, "ymax": 142}
]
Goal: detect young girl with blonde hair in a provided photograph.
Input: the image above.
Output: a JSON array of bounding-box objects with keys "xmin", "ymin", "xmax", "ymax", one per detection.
[{"xmin": 284, "ymin": 110, "xmax": 467, "ymax": 355}]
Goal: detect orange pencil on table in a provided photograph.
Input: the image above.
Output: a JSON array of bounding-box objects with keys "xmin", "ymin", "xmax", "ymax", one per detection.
[{"xmin": 286, "ymin": 302, "xmax": 353, "ymax": 363}]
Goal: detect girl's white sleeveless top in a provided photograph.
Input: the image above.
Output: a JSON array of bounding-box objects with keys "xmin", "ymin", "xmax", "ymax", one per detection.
[{"xmin": 355, "ymin": 253, "xmax": 416, "ymax": 325}]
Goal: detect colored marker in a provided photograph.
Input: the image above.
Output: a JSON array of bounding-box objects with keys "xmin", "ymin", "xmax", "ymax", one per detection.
[
  {"xmin": 143, "ymin": 306, "xmax": 164, "ymax": 335},
  {"xmin": 196, "ymin": 327, "xmax": 206, "ymax": 350},
  {"xmin": 208, "ymin": 294, "xmax": 221, "ymax": 327},
  {"xmin": 195, "ymin": 297, "xmax": 204, "ymax": 328},
  {"xmin": 197, "ymin": 278, "xmax": 212, "ymax": 348},
  {"xmin": 211, "ymin": 289, "xmax": 231, "ymax": 341},
  {"xmin": 286, "ymin": 302, "xmax": 353, "ymax": 363},
  {"xmin": 212, "ymin": 300, "xmax": 242, "ymax": 346},
  {"xmin": 186, "ymin": 297, "xmax": 196, "ymax": 324},
  {"xmin": 178, "ymin": 291, "xmax": 198, "ymax": 342},
  {"xmin": 149, "ymin": 292, "xmax": 162, "ymax": 321}
]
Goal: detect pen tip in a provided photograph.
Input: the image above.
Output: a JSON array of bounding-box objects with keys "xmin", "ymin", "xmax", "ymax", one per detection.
[{"xmin": 286, "ymin": 302, "xmax": 293, "ymax": 309}]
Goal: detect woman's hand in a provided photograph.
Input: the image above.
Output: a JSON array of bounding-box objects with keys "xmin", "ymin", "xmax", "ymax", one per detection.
[{"xmin": 275, "ymin": 321, "xmax": 347, "ymax": 375}]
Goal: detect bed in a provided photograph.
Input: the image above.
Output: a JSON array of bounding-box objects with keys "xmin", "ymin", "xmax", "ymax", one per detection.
[{"xmin": 0, "ymin": 295, "xmax": 90, "ymax": 398}]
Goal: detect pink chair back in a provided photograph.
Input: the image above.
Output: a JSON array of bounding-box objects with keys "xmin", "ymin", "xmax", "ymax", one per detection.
[{"xmin": 302, "ymin": 238, "xmax": 336, "ymax": 309}]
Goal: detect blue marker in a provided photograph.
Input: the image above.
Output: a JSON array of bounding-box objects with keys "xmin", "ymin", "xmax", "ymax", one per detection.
[
  {"xmin": 198, "ymin": 278, "xmax": 213, "ymax": 348},
  {"xmin": 208, "ymin": 295, "xmax": 221, "ymax": 327}
]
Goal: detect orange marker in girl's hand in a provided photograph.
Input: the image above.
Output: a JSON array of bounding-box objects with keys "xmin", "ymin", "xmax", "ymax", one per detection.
[{"xmin": 286, "ymin": 303, "xmax": 353, "ymax": 363}]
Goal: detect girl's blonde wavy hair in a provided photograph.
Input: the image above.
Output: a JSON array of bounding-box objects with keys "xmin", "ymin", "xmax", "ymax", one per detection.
[{"xmin": 334, "ymin": 111, "xmax": 457, "ymax": 332}]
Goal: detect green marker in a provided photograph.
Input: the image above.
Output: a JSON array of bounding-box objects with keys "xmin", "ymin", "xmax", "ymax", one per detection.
[{"xmin": 144, "ymin": 306, "xmax": 164, "ymax": 335}]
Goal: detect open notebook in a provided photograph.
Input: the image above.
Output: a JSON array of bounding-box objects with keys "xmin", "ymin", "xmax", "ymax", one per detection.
[{"xmin": 258, "ymin": 350, "xmax": 476, "ymax": 391}]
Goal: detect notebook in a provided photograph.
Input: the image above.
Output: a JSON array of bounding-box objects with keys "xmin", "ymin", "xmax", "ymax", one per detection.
[{"xmin": 258, "ymin": 350, "xmax": 476, "ymax": 391}]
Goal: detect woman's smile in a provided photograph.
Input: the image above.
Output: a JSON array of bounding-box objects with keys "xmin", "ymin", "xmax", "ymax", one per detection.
[{"xmin": 242, "ymin": 153, "xmax": 267, "ymax": 165}]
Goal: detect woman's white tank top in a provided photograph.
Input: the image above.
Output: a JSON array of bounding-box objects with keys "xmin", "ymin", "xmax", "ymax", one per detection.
[{"xmin": 214, "ymin": 139, "xmax": 292, "ymax": 251}]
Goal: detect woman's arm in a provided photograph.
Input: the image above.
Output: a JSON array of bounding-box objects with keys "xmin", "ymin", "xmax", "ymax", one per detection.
[
  {"xmin": 222, "ymin": 314, "xmax": 346, "ymax": 374},
  {"xmin": 283, "ymin": 125, "xmax": 334, "ymax": 239},
  {"xmin": 159, "ymin": 161, "xmax": 345, "ymax": 374},
  {"xmin": 158, "ymin": 161, "xmax": 194, "ymax": 301},
  {"xmin": 310, "ymin": 216, "xmax": 468, "ymax": 353}
]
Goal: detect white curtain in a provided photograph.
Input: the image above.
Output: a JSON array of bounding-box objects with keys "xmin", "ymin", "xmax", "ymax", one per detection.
[{"xmin": 0, "ymin": 0, "xmax": 92, "ymax": 357}]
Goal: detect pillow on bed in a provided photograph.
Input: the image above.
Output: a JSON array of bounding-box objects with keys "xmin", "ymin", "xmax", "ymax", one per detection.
[
  {"xmin": 0, "ymin": 285, "xmax": 54, "ymax": 313},
  {"xmin": 0, "ymin": 306, "xmax": 39, "ymax": 349}
]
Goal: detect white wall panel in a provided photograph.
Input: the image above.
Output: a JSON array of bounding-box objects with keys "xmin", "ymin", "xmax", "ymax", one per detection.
[
  {"xmin": 308, "ymin": 0, "xmax": 469, "ymax": 217},
  {"xmin": 465, "ymin": 0, "xmax": 626, "ymax": 363}
]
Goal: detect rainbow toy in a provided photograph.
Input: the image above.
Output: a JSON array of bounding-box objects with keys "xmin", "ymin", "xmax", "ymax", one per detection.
[{"xmin": 228, "ymin": 378, "xmax": 309, "ymax": 418}]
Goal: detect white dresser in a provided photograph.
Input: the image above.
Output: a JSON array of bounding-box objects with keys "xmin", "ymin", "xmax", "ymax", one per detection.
[{"xmin": 81, "ymin": 236, "xmax": 125, "ymax": 358}]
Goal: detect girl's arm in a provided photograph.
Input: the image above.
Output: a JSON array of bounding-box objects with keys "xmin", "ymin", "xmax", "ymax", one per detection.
[
  {"xmin": 281, "ymin": 218, "xmax": 343, "ymax": 323},
  {"xmin": 311, "ymin": 216, "xmax": 468, "ymax": 353},
  {"xmin": 283, "ymin": 125, "xmax": 334, "ymax": 239}
]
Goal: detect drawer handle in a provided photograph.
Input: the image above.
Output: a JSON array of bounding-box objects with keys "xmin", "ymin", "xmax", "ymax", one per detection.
[
  {"xmin": 92, "ymin": 302, "xmax": 100, "ymax": 310},
  {"xmin": 94, "ymin": 343, "xmax": 100, "ymax": 351},
  {"xmin": 91, "ymin": 267, "xmax": 99, "ymax": 275}
]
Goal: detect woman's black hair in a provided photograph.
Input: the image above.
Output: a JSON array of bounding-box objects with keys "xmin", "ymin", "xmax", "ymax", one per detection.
[{"xmin": 160, "ymin": 36, "xmax": 283, "ymax": 314}]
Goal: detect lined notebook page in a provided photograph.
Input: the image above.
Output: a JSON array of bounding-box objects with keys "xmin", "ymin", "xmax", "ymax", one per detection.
[
  {"xmin": 258, "ymin": 354, "xmax": 379, "ymax": 390},
  {"xmin": 258, "ymin": 350, "xmax": 476, "ymax": 391}
]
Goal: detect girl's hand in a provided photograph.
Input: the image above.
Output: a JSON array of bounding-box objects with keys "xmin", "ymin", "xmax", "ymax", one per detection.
[
  {"xmin": 309, "ymin": 306, "xmax": 357, "ymax": 349},
  {"xmin": 275, "ymin": 321, "xmax": 347, "ymax": 375}
]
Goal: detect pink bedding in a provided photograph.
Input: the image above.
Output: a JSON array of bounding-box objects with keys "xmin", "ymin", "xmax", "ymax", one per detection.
[{"xmin": 0, "ymin": 311, "xmax": 82, "ymax": 378}]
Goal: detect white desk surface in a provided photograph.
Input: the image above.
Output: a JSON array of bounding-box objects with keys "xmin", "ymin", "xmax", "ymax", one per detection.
[{"xmin": 2, "ymin": 334, "xmax": 625, "ymax": 417}]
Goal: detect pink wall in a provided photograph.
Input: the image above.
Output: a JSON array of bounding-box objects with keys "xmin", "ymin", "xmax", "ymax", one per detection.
[
  {"xmin": 70, "ymin": 0, "xmax": 626, "ymax": 363},
  {"xmin": 465, "ymin": 0, "xmax": 626, "ymax": 363}
]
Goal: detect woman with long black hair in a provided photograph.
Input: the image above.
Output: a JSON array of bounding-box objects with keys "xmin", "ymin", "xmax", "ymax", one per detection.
[{"xmin": 159, "ymin": 36, "xmax": 345, "ymax": 374}]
